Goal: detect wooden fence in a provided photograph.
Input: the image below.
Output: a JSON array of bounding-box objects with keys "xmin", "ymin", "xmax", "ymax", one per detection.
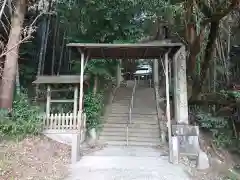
[{"xmin": 43, "ymin": 111, "xmax": 86, "ymax": 131}]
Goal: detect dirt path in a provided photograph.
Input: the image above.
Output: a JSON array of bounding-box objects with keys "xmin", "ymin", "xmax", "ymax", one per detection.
[{"xmin": 0, "ymin": 136, "xmax": 71, "ymax": 180}]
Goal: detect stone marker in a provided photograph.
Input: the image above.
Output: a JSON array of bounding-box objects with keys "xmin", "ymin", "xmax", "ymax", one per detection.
[{"xmin": 197, "ymin": 150, "xmax": 210, "ymax": 170}]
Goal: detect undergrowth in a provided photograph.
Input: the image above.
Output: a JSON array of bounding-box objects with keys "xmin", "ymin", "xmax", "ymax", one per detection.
[
  {"xmin": 0, "ymin": 92, "xmax": 42, "ymax": 140},
  {"xmin": 194, "ymin": 109, "xmax": 233, "ymax": 147},
  {"xmin": 84, "ymin": 92, "xmax": 104, "ymax": 130}
]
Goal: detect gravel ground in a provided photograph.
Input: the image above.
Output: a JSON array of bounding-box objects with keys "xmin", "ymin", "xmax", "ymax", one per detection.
[
  {"xmin": 180, "ymin": 155, "xmax": 235, "ymax": 180},
  {"xmin": 0, "ymin": 136, "xmax": 71, "ymax": 180},
  {"xmin": 0, "ymin": 135, "xmax": 236, "ymax": 180}
]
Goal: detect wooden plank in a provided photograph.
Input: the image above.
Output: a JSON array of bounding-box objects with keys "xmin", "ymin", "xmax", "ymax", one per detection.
[
  {"xmin": 46, "ymin": 86, "xmax": 51, "ymax": 129},
  {"xmin": 67, "ymin": 42, "xmax": 183, "ymax": 59},
  {"xmin": 171, "ymin": 125, "xmax": 199, "ymax": 136},
  {"xmin": 50, "ymin": 99, "xmax": 75, "ymax": 103},
  {"xmin": 73, "ymin": 86, "xmax": 78, "ymax": 129},
  {"xmin": 67, "ymin": 42, "xmax": 183, "ymax": 48},
  {"xmin": 32, "ymin": 75, "xmax": 89, "ymax": 84}
]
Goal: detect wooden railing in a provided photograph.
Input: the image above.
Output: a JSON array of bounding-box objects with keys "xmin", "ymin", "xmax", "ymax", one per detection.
[
  {"xmin": 154, "ymin": 85, "xmax": 167, "ymax": 144},
  {"xmin": 127, "ymin": 79, "xmax": 137, "ymax": 146},
  {"xmin": 43, "ymin": 111, "xmax": 86, "ymax": 132}
]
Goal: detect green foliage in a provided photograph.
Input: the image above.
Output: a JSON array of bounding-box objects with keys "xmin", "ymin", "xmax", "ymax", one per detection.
[
  {"xmin": 0, "ymin": 93, "xmax": 42, "ymax": 139},
  {"xmin": 57, "ymin": 0, "xmax": 143, "ymax": 43},
  {"xmin": 220, "ymin": 90, "xmax": 240, "ymax": 100},
  {"xmin": 84, "ymin": 92, "xmax": 104, "ymax": 130},
  {"xmin": 194, "ymin": 109, "xmax": 232, "ymax": 147}
]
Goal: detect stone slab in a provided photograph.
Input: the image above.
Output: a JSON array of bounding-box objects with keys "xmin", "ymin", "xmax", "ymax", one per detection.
[
  {"xmin": 67, "ymin": 156, "xmax": 190, "ymax": 180},
  {"xmin": 172, "ymin": 125, "xmax": 199, "ymax": 136}
]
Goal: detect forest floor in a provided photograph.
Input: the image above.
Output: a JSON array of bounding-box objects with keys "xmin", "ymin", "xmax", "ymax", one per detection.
[
  {"xmin": 0, "ymin": 136, "xmax": 71, "ymax": 180},
  {"xmin": 181, "ymin": 132, "xmax": 240, "ymax": 180}
]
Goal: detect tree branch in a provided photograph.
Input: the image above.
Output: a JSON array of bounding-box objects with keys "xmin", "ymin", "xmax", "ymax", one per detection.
[
  {"xmin": 0, "ymin": 12, "xmax": 51, "ymax": 58},
  {"xmin": 0, "ymin": 0, "xmax": 8, "ymax": 20},
  {"xmin": 201, "ymin": 0, "xmax": 240, "ymax": 25}
]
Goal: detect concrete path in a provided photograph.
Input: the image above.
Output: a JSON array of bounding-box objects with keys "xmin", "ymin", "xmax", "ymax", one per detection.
[{"xmin": 66, "ymin": 146, "xmax": 190, "ymax": 180}]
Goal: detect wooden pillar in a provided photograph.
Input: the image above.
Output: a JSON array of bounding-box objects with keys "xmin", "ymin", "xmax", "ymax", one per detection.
[
  {"xmin": 46, "ymin": 85, "xmax": 51, "ymax": 116},
  {"xmin": 169, "ymin": 61, "xmax": 172, "ymax": 89},
  {"xmin": 73, "ymin": 85, "xmax": 78, "ymax": 122},
  {"xmin": 164, "ymin": 53, "xmax": 173, "ymax": 163},
  {"xmin": 153, "ymin": 59, "xmax": 159, "ymax": 86},
  {"xmin": 79, "ymin": 52, "xmax": 84, "ymax": 113},
  {"xmin": 116, "ymin": 59, "xmax": 121, "ymax": 87},
  {"xmin": 71, "ymin": 133, "xmax": 80, "ymax": 163},
  {"xmin": 72, "ymin": 50, "xmax": 85, "ymax": 164}
]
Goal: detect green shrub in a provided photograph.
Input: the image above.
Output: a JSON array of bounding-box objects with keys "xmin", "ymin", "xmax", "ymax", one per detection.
[
  {"xmin": 0, "ymin": 93, "xmax": 42, "ymax": 139},
  {"xmin": 84, "ymin": 92, "xmax": 104, "ymax": 130},
  {"xmin": 194, "ymin": 109, "xmax": 232, "ymax": 147}
]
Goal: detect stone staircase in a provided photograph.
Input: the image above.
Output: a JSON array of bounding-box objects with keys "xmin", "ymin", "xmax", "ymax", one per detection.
[{"xmin": 99, "ymin": 86, "xmax": 161, "ymax": 147}]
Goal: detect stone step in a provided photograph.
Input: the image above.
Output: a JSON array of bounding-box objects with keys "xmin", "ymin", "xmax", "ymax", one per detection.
[
  {"xmin": 113, "ymin": 99, "xmax": 131, "ymax": 102},
  {"xmin": 107, "ymin": 113, "xmax": 157, "ymax": 118},
  {"xmin": 108, "ymin": 111, "xmax": 157, "ymax": 116},
  {"xmin": 107, "ymin": 110, "xmax": 129, "ymax": 114},
  {"xmin": 106, "ymin": 113, "xmax": 129, "ymax": 116},
  {"xmin": 99, "ymin": 135, "xmax": 160, "ymax": 143},
  {"xmin": 109, "ymin": 109, "xmax": 129, "ymax": 113},
  {"xmin": 110, "ymin": 106, "xmax": 129, "ymax": 110},
  {"xmin": 88, "ymin": 146, "xmax": 164, "ymax": 157},
  {"xmin": 103, "ymin": 123, "xmax": 159, "ymax": 129},
  {"xmin": 101, "ymin": 127, "xmax": 159, "ymax": 133},
  {"xmin": 106, "ymin": 113, "xmax": 129, "ymax": 117},
  {"xmin": 106, "ymin": 115, "xmax": 158, "ymax": 120},
  {"xmin": 111, "ymin": 103, "xmax": 130, "ymax": 106},
  {"xmin": 101, "ymin": 140, "xmax": 161, "ymax": 146},
  {"xmin": 105, "ymin": 119, "xmax": 158, "ymax": 125},
  {"xmin": 114, "ymin": 95, "xmax": 132, "ymax": 98},
  {"xmin": 131, "ymin": 111, "xmax": 156, "ymax": 115},
  {"xmin": 109, "ymin": 105, "xmax": 129, "ymax": 108},
  {"xmin": 100, "ymin": 131, "xmax": 160, "ymax": 138}
]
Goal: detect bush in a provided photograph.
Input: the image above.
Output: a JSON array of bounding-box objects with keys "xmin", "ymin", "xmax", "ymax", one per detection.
[
  {"xmin": 194, "ymin": 109, "xmax": 233, "ymax": 147},
  {"xmin": 0, "ymin": 93, "xmax": 42, "ymax": 139},
  {"xmin": 84, "ymin": 92, "xmax": 104, "ymax": 130}
]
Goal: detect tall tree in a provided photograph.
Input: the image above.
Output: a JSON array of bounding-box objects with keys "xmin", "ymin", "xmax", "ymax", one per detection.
[{"xmin": 0, "ymin": 0, "xmax": 27, "ymax": 109}]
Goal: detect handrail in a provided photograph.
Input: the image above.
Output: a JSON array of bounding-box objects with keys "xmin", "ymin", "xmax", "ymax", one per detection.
[
  {"xmin": 154, "ymin": 84, "xmax": 167, "ymax": 144},
  {"xmin": 126, "ymin": 78, "xmax": 137, "ymax": 146}
]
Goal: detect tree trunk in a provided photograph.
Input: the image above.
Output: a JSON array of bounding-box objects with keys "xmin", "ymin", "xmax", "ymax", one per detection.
[
  {"xmin": 35, "ymin": 16, "xmax": 49, "ymax": 100},
  {"xmin": 93, "ymin": 76, "xmax": 98, "ymax": 95},
  {"xmin": 15, "ymin": 61, "xmax": 20, "ymax": 95},
  {"xmin": 57, "ymin": 30, "xmax": 66, "ymax": 75},
  {"xmin": 190, "ymin": 21, "xmax": 219, "ymax": 101},
  {"xmin": 0, "ymin": 0, "xmax": 26, "ymax": 109},
  {"xmin": 40, "ymin": 14, "xmax": 51, "ymax": 74},
  {"xmin": 51, "ymin": 15, "xmax": 59, "ymax": 75}
]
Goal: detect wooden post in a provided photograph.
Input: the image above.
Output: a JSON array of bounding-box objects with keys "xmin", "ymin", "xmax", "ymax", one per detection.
[
  {"xmin": 46, "ymin": 85, "xmax": 51, "ymax": 116},
  {"xmin": 73, "ymin": 86, "xmax": 78, "ymax": 129},
  {"xmin": 171, "ymin": 136, "xmax": 179, "ymax": 164},
  {"xmin": 72, "ymin": 50, "xmax": 85, "ymax": 164},
  {"xmin": 153, "ymin": 59, "xmax": 159, "ymax": 86},
  {"xmin": 164, "ymin": 53, "xmax": 173, "ymax": 163},
  {"xmin": 169, "ymin": 61, "xmax": 172, "ymax": 89},
  {"xmin": 116, "ymin": 59, "xmax": 121, "ymax": 87},
  {"xmin": 79, "ymin": 52, "xmax": 84, "ymax": 114},
  {"xmin": 71, "ymin": 133, "xmax": 80, "ymax": 163}
]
